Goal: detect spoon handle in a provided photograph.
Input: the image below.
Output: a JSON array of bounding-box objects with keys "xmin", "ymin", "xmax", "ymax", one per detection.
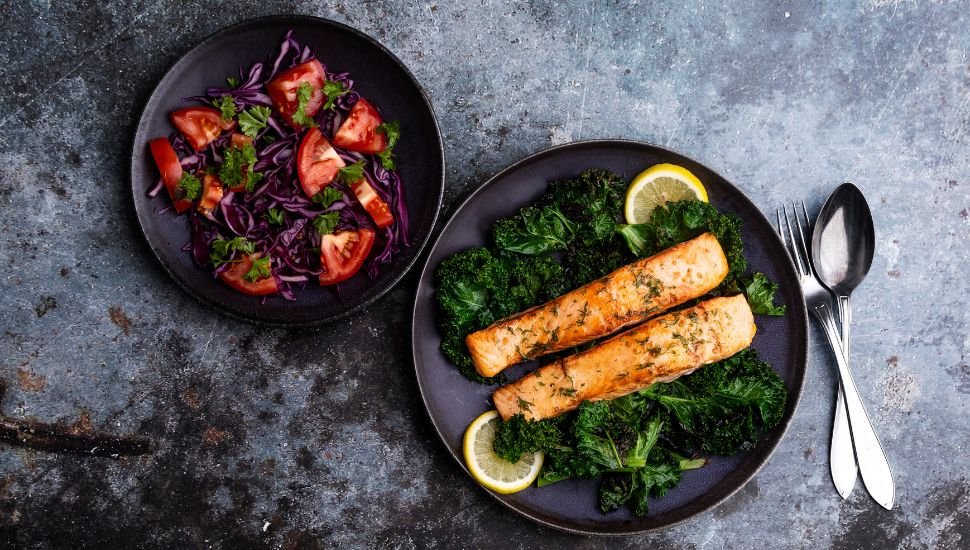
[
  {"xmin": 831, "ymin": 295, "xmax": 858, "ymax": 499},
  {"xmin": 813, "ymin": 302, "xmax": 895, "ymax": 509}
]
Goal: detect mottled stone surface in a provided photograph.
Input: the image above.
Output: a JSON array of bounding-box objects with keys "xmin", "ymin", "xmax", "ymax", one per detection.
[{"xmin": 0, "ymin": 1, "xmax": 968, "ymax": 548}]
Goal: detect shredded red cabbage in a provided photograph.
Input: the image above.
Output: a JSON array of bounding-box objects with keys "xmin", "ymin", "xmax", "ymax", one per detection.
[{"xmin": 152, "ymin": 31, "xmax": 410, "ymax": 300}]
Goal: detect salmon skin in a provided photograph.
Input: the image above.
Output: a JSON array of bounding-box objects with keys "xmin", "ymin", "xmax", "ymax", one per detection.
[
  {"xmin": 466, "ymin": 232, "xmax": 729, "ymax": 378},
  {"xmin": 492, "ymin": 295, "xmax": 756, "ymax": 421}
]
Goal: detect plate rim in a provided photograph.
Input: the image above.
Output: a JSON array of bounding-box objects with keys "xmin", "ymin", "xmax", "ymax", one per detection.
[
  {"xmin": 129, "ymin": 14, "xmax": 445, "ymax": 327},
  {"xmin": 410, "ymin": 138, "xmax": 809, "ymax": 535}
]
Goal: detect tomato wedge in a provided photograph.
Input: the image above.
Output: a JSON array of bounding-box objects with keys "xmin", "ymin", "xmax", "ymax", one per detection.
[
  {"xmin": 148, "ymin": 138, "xmax": 191, "ymax": 213},
  {"xmin": 319, "ymin": 229, "xmax": 375, "ymax": 285},
  {"xmin": 333, "ymin": 98, "xmax": 387, "ymax": 154},
  {"xmin": 350, "ymin": 180, "xmax": 394, "ymax": 228},
  {"xmin": 170, "ymin": 107, "xmax": 236, "ymax": 151},
  {"xmin": 198, "ymin": 173, "xmax": 224, "ymax": 215},
  {"xmin": 231, "ymin": 132, "xmax": 253, "ymax": 148},
  {"xmin": 218, "ymin": 254, "xmax": 278, "ymax": 296},
  {"xmin": 297, "ymin": 127, "xmax": 346, "ymax": 198},
  {"xmin": 266, "ymin": 59, "xmax": 326, "ymax": 128}
]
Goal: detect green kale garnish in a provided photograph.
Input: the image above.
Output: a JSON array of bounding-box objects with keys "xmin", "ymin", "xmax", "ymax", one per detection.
[{"xmin": 744, "ymin": 272, "xmax": 787, "ymax": 316}]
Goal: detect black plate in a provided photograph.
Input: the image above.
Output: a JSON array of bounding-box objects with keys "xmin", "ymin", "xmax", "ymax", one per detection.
[
  {"xmin": 411, "ymin": 140, "xmax": 808, "ymax": 534},
  {"xmin": 131, "ymin": 16, "xmax": 443, "ymax": 325}
]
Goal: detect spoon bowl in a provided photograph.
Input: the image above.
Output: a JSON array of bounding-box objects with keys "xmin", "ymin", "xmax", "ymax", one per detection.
[{"xmin": 811, "ymin": 183, "xmax": 875, "ymax": 294}]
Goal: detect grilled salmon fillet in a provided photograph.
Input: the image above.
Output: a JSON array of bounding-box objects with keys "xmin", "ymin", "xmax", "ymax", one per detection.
[
  {"xmin": 492, "ymin": 294, "xmax": 756, "ymax": 421},
  {"xmin": 466, "ymin": 232, "xmax": 729, "ymax": 377}
]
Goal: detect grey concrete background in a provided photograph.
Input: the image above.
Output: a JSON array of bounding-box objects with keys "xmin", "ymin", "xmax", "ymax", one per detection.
[{"xmin": 0, "ymin": 0, "xmax": 967, "ymax": 548}]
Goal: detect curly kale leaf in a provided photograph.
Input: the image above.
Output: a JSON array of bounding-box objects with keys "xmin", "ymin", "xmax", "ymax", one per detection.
[
  {"xmin": 640, "ymin": 348, "xmax": 787, "ymax": 455},
  {"xmin": 492, "ymin": 414, "xmax": 565, "ymax": 463},
  {"xmin": 744, "ymin": 272, "xmax": 787, "ymax": 316},
  {"xmin": 492, "ymin": 205, "xmax": 577, "ymax": 254}
]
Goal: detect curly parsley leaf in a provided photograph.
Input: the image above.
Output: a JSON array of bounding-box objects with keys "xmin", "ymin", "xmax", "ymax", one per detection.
[
  {"xmin": 226, "ymin": 76, "xmax": 240, "ymax": 88},
  {"xmin": 238, "ymin": 106, "xmax": 272, "ymax": 138},
  {"xmin": 243, "ymin": 256, "xmax": 272, "ymax": 282},
  {"xmin": 337, "ymin": 159, "xmax": 366, "ymax": 184},
  {"xmin": 175, "ymin": 173, "xmax": 201, "ymax": 201},
  {"xmin": 266, "ymin": 207, "xmax": 285, "ymax": 226},
  {"xmin": 213, "ymin": 96, "xmax": 237, "ymax": 122},
  {"xmin": 375, "ymin": 120, "xmax": 401, "ymax": 170},
  {"xmin": 210, "ymin": 237, "xmax": 255, "ymax": 267},
  {"xmin": 322, "ymin": 80, "xmax": 349, "ymax": 111},
  {"xmin": 312, "ymin": 212, "xmax": 340, "ymax": 235},
  {"xmin": 219, "ymin": 143, "xmax": 263, "ymax": 192},
  {"xmin": 292, "ymin": 82, "xmax": 318, "ymax": 127},
  {"xmin": 311, "ymin": 186, "xmax": 343, "ymax": 208},
  {"xmin": 744, "ymin": 272, "xmax": 787, "ymax": 316}
]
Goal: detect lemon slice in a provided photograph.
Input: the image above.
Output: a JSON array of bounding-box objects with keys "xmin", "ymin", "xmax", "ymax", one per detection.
[
  {"xmin": 463, "ymin": 410, "xmax": 543, "ymax": 494},
  {"xmin": 624, "ymin": 163, "xmax": 708, "ymax": 224}
]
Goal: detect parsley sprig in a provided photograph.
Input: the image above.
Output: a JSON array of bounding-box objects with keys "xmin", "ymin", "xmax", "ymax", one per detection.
[
  {"xmin": 175, "ymin": 173, "xmax": 201, "ymax": 201},
  {"xmin": 337, "ymin": 159, "xmax": 366, "ymax": 184},
  {"xmin": 213, "ymin": 96, "xmax": 237, "ymax": 122},
  {"xmin": 311, "ymin": 187, "xmax": 343, "ymax": 208},
  {"xmin": 312, "ymin": 212, "xmax": 340, "ymax": 235},
  {"xmin": 219, "ymin": 143, "xmax": 263, "ymax": 192},
  {"xmin": 292, "ymin": 82, "xmax": 318, "ymax": 127},
  {"xmin": 376, "ymin": 120, "xmax": 401, "ymax": 170},
  {"xmin": 238, "ymin": 106, "xmax": 271, "ymax": 138},
  {"xmin": 322, "ymin": 80, "xmax": 349, "ymax": 110},
  {"xmin": 243, "ymin": 256, "xmax": 272, "ymax": 282},
  {"xmin": 210, "ymin": 237, "xmax": 254, "ymax": 267}
]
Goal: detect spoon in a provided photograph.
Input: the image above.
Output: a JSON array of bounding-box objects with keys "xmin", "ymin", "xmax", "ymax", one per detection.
[{"xmin": 811, "ymin": 183, "xmax": 889, "ymax": 507}]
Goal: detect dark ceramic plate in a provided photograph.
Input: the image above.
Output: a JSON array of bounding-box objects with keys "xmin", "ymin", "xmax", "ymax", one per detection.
[
  {"xmin": 131, "ymin": 16, "xmax": 443, "ymax": 325},
  {"xmin": 411, "ymin": 140, "xmax": 808, "ymax": 534}
]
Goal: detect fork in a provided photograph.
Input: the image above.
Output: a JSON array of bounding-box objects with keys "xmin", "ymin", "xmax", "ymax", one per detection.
[{"xmin": 777, "ymin": 202, "xmax": 895, "ymax": 509}]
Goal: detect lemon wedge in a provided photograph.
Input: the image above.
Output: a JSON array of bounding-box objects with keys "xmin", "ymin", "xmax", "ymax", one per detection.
[
  {"xmin": 624, "ymin": 163, "xmax": 708, "ymax": 224},
  {"xmin": 463, "ymin": 410, "xmax": 543, "ymax": 494}
]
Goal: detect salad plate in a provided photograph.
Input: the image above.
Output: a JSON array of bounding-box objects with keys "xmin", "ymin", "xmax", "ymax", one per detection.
[
  {"xmin": 411, "ymin": 140, "xmax": 808, "ymax": 534},
  {"xmin": 131, "ymin": 15, "xmax": 443, "ymax": 325}
]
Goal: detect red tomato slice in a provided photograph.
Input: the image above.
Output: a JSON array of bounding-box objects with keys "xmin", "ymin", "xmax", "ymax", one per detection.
[
  {"xmin": 148, "ymin": 138, "xmax": 191, "ymax": 213},
  {"xmin": 170, "ymin": 107, "xmax": 236, "ymax": 151},
  {"xmin": 198, "ymin": 173, "xmax": 224, "ymax": 214},
  {"xmin": 332, "ymin": 98, "xmax": 387, "ymax": 154},
  {"xmin": 350, "ymin": 180, "xmax": 394, "ymax": 228},
  {"xmin": 297, "ymin": 127, "xmax": 346, "ymax": 198},
  {"xmin": 319, "ymin": 229, "xmax": 375, "ymax": 286},
  {"xmin": 266, "ymin": 60, "xmax": 326, "ymax": 128},
  {"xmin": 231, "ymin": 132, "xmax": 253, "ymax": 148},
  {"xmin": 218, "ymin": 254, "xmax": 278, "ymax": 296}
]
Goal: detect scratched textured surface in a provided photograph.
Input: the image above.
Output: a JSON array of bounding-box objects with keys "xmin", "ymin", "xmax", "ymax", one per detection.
[{"xmin": 0, "ymin": 1, "xmax": 968, "ymax": 548}]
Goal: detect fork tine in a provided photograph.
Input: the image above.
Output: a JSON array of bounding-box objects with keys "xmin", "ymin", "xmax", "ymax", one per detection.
[
  {"xmin": 782, "ymin": 205, "xmax": 807, "ymax": 276},
  {"xmin": 792, "ymin": 201, "xmax": 813, "ymax": 274},
  {"xmin": 776, "ymin": 208, "xmax": 793, "ymax": 264}
]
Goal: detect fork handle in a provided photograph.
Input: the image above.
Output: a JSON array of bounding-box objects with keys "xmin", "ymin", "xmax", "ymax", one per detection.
[
  {"xmin": 812, "ymin": 301, "xmax": 895, "ymax": 509},
  {"xmin": 831, "ymin": 295, "xmax": 858, "ymax": 498}
]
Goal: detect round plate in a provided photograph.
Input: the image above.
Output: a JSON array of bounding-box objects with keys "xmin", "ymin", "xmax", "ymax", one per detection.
[
  {"xmin": 131, "ymin": 15, "xmax": 443, "ymax": 325},
  {"xmin": 411, "ymin": 140, "xmax": 808, "ymax": 534}
]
